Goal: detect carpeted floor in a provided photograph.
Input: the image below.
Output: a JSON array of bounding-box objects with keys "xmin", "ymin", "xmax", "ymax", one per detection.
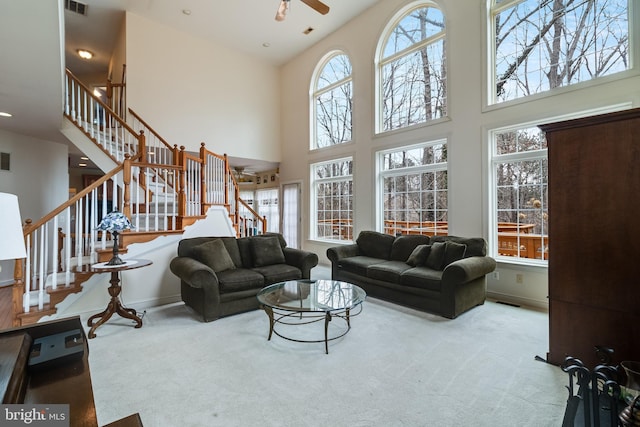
[{"xmin": 85, "ymin": 291, "xmax": 568, "ymax": 427}]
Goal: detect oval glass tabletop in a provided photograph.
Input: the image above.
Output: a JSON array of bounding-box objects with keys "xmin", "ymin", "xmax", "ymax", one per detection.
[{"xmin": 257, "ymin": 279, "xmax": 366, "ymax": 312}]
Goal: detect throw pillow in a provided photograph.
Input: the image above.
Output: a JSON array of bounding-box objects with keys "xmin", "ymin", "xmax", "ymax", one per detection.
[
  {"xmin": 425, "ymin": 241, "xmax": 446, "ymax": 270},
  {"xmin": 406, "ymin": 244, "xmax": 431, "ymax": 267},
  {"xmin": 251, "ymin": 236, "xmax": 286, "ymax": 267},
  {"xmin": 442, "ymin": 241, "xmax": 467, "ymax": 268},
  {"xmin": 192, "ymin": 239, "xmax": 236, "ymax": 272}
]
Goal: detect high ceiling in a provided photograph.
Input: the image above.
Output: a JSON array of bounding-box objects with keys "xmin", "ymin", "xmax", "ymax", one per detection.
[{"xmin": 1, "ymin": 0, "xmax": 383, "ymax": 172}]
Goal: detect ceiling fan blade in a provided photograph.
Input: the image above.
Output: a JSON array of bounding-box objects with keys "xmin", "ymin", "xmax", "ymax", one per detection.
[
  {"xmin": 275, "ymin": 0, "xmax": 290, "ymax": 21},
  {"xmin": 300, "ymin": 0, "xmax": 330, "ymax": 15}
]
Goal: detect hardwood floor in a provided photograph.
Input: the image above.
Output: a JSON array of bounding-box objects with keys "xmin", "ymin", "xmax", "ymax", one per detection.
[{"xmin": 0, "ymin": 285, "xmax": 13, "ymax": 330}]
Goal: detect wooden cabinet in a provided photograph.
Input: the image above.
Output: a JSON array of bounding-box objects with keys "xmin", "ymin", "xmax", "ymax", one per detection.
[{"xmin": 540, "ymin": 108, "xmax": 640, "ymax": 368}]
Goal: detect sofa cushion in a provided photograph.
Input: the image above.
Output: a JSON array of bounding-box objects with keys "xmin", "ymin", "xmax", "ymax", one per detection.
[
  {"xmin": 425, "ymin": 241, "xmax": 446, "ymax": 270},
  {"xmin": 252, "ymin": 264, "xmax": 302, "ymax": 285},
  {"xmin": 356, "ymin": 231, "xmax": 395, "ymax": 260},
  {"xmin": 406, "ymin": 244, "xmax": 431, "ymax": 267},
  {"xmin": 400, "ymin": 267, "xmax": 443, "ymax": 291},
  {"xmin": 430, "ymin": 236, "xmax": 487, "ymax": 257},
  {"xmin": 216, "ymin": 268, "xmax": 265, "ymax": 293},
  {"xmin": 339, "ymin": 256, "xmax": 385, "ymax": 277},
  {"xmin": 367, "ymin": 261, "xmax": 413, "ymax": 284},
  {"xmin": 251, "ymin": 236, "xmax": 286, "ymax": 267},
  {"xmin": 442, "ymin": 241, "xmax": 467, "ymax": 268},
  {"xmin": 191, "ymin": 239, "xmax": 237, "ymax": 272},
  {"xmin": 218, "ymin": 237, "xmax": 243, "ymax": 268},
  {"xmin": 389, "ymin": 235, "xmax": 431, "ymax": 261}
]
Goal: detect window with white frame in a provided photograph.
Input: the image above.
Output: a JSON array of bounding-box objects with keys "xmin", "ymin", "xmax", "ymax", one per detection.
[
  {"xmin": 311, "ymin": 157, "xmax": 353, "ymax": 241},
  {"xmin": 490, "ymin": 126, "xmax": 548, "ymax": 263},
  {"xmin": 378, "ymin": 140, "xmax": 448, "ymax": 236},
  {"xmin": 378, "ymin": 3, "xmax": 447, "ymax": 133},
  {"xmin": 491, "ymin": 0, "xmax": 630, "ymax": 104},
  {"xmin": 256, "ymin": 188, "xmax": 279, "ymax": 233},
  {"xmin": 312, "ymin": 52, "xmax": 352, "ymax": 149}
]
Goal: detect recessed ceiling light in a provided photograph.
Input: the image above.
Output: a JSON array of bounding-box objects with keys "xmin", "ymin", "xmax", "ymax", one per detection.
[
  {"xmin": 0, "ymin": 112, "xmax": 12, "ymax": 117},
  {"xmin": 182, "ymin": 9, "xmax": 191, "ymax": 15},
  {"xmin": 262, "ymin": 42, "xmax": 271, "ymax": 48},
  {"xmin": 77, "ymin": 49, "xmax": 93, "ymax": 60},
  {"xmin": 80, "ymin": 156, "xmax": 89, "ymax": 160},
  {"xmin": 78, "ymin": 163, "xmax": 87, "ymax": 167}
]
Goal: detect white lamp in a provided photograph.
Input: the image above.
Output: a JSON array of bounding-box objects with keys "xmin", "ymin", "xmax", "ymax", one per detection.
[{"xmin": 0, "ymin": 192, "xmax": 27, "ymax": 262}]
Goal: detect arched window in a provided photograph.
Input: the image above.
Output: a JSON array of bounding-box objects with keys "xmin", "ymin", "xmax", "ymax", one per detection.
[
  {"xmin": 311, "ymin": 52, "xmax": 352, "ymax": 149},
  {"xmin": 377, "ymin": 3, "xmax": 447, "ymax": 133},
  {"xmin": 490, "ymin": 0, "xmax": 630, "ymax": 104}
]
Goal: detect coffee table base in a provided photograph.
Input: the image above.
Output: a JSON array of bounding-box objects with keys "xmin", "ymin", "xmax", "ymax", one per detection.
[{"xmin": 260, "ymin": 305, "xmax": 363, "ymax": 354}]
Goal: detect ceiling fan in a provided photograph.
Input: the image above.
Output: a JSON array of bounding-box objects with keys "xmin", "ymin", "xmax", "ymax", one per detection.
[
  {"xmin": 233, "ymin": 166, "xmax": 258, "ymax": 183},
  {"xmin": 275, "ymin": 0, "xmax": 330, "ymax": 22}
]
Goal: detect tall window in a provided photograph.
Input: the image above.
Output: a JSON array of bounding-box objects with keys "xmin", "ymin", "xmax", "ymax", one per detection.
[
  {"xmin": 491, "ymin": 126, "xmax": 548, "ymax": 263},
  {"xmin": 378, "ymin": 141, "xmax": 447, "ymax": 236},
  {"xmin": 491, "ymin": 0, "xmax": 630, "ymax": 104},
  {"xmin": 311, "ymin": 158, "xmax": 353, "ymax": 241},
  {"xmin": 312, "ymin": 52, "xmax": 352, "ymax": 149},
  {"xmin": 378, "ymin": 4, "xmax": 447, "ymax": 133},
  {"xmin": 256, "ymin": 188, "xmax": 279, "ymax": 233}
]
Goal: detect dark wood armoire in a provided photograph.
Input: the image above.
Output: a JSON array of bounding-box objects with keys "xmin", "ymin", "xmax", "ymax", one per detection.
[{"xmin": 540, "ymin": 107, "xmax": 640, "ymax": 368}]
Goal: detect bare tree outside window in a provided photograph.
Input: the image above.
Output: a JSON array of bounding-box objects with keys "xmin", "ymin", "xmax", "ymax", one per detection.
[
  {"xmin": 494, "ymin": 0, "xmax": 629, "ymax": 102},
  {"xmin": 380, "ymin": 6, "xmax": 447, "ymax": 132},
  {"xmin": 314, "ymin": 53, "xmax": 352, "ymax": 149}
]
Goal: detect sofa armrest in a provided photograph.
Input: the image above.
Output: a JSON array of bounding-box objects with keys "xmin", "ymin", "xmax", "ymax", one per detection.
[
  {"xmin": 326, "ymin": 244, "xmax": 361, "ymax": 263},
  {"xmin": 169, "ymin": 256, "xmax": 220, "ymax": 290},
  {"xmin": 442, "ymin": 256, "xmax": 497, "ymax": 285},
  {"xmin": 283, "ymin": 248, "xmax": 319, "ymax": 279}
]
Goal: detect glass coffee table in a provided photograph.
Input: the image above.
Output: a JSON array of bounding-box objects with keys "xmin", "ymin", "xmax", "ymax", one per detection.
[{"xmin": 257, "ymin": 280, "xmax": 366, "ymax": 354}]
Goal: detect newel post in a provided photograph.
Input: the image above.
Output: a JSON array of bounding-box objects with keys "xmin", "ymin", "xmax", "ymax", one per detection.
[
  {"xmin": 122, "ymin": 154, "xmax": 132, "ymax": 219},
  {"xmin": 177, "ymin": 146, "xmax": 187, "ymax": 223},
  {"xmin": 199, "ymin": 142, "xmax": 209, "ymax": 215},
  {"xmin": 224, "ymin": 153, "xmax": 229, "ymax": 207}
]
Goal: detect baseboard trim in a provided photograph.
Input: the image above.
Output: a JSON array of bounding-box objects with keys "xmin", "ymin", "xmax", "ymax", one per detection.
[{"xmin": 486, "ymin": 292, "xmax": 548, "ymax": 312}]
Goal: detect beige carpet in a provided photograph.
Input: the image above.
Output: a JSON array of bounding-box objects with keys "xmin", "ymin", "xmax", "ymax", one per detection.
[{"xmin": 85, "ymin": 291, "xmax": 568, "ymax": 427}]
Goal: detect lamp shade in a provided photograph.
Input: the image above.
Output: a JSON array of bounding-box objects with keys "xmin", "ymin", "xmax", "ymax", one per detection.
[
  {"xmin": 96, "ymin": 209, "xmax": 133, "ymax": 233},
  {"xmin": 0, "ymin": 192, "xmax": 27, "ymax": 260}
]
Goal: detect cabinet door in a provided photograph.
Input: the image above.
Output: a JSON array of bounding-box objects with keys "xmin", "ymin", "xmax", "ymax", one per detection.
[{"xmin": 542, "ymin": 108, "xmax": 640, "ymax": 367}]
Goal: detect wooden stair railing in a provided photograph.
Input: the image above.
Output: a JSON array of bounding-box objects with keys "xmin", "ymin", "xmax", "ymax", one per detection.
[
  {"xmin": 12, "ymin": 165, "xmax": 127, "ymax": 326},
  {"xmin": 65, "ymin": 69, "xmax": 143, "ymax": 163},
  {"xmin": 11, "ymin": 71, "xmax": 268, "ymax": 326}
]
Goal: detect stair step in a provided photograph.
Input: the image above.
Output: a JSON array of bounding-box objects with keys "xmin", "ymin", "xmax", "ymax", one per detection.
[{"xmin": 17, "ymin": 304, "xmax": 57, "ymax": 326}]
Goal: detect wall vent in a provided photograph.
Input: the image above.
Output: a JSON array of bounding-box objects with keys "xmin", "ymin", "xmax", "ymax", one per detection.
[
  {"xmin": 65, "ymin": 0, "xmax": 88, "ymax": 16},
  {"xmin": 1, "ymin": 152, "xmax": 10, "ymax": 171}
]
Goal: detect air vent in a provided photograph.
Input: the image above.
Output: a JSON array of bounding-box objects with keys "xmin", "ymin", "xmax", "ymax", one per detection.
[
  {"xmin": 1, "ymin": 152, "xmax": 10, "ymax": 171},
  {"xmin": 65, "ymin": 0, "xmax": 88, "ymax": 16}
]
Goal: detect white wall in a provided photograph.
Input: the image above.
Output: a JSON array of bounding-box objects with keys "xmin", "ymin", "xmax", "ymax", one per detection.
[
  {"xmin": 125, "ymin": 12, "xmax": 281, "ymax": 162},
  {"xmin": 278, "ymin": 0, "xmax": 640, "ymax": 309},
  {"xmin": 0, "ymin": 129, "xmax": 68, "ymax": 284}
]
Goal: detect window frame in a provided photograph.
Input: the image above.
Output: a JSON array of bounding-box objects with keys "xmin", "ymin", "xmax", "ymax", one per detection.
[
  {"xmin": 376, "ymin": 139, "xmax": 448, "ymax": 235},
  {"xmin": 486, "ymin": 0, "xmax": 636, "ymax": 108},
  {"xmin": 374, "ymin": 1, "xmax": 449, "ymax": 135},
  {"xmin": 310, "ymin": 156, "xmax": 354, "ymax": 243},
  {"xmin": 487, "ymin": 104, "xmax": 632, "ymax": 266},
  {"xmin": 310, "ymin": 51, "xmax": 353, "ymax": 151}
]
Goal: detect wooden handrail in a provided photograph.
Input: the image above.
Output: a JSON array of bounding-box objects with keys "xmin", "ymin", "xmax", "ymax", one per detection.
[
  {"xmin": 23, "ymin": 165, "xmax": 124, "ymax": 235},
  {"xmin": 128, "ymin": 108, "xmax": 175, "ymax": 155},
  {"xmin": 66, "ymin": 69, "xmax": 138, "ymax": 137}
]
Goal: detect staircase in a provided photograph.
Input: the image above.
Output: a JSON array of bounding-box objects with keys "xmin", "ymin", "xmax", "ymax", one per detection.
[{"xmin": 10, "ymin": 69, "xmax": 267, "ymax": 327}]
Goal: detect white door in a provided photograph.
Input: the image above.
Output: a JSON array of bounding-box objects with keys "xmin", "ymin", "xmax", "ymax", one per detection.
[{"xmin": 281, "ymin": 182, "xmax": 301, "ymax": 249}]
